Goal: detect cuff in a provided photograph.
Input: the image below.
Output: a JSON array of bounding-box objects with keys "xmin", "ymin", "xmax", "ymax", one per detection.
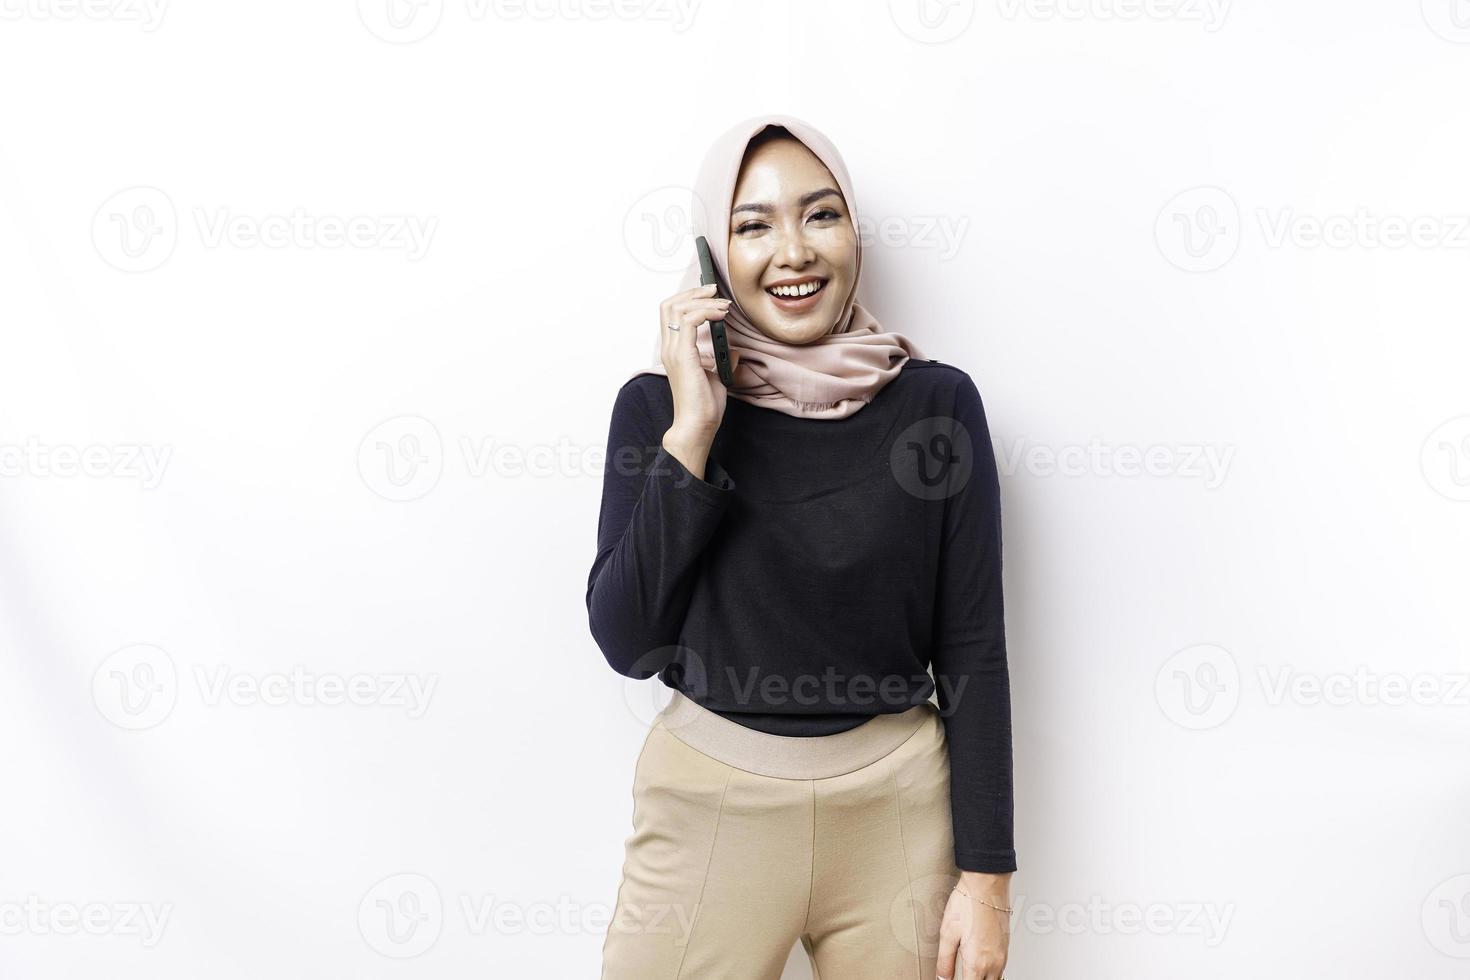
[
  {"xmin": 954, "ymin": 848, "xmax": 1018, "ymax": 874},
  {"xmin": 650, "ymin": 444, "xmax": 735, "ymax": 507}
]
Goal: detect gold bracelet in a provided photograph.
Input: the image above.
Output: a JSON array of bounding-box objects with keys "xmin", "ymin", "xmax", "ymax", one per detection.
[{"xmin": 953, "ymin": 882, "xmax": 1014, "ymax": 915}]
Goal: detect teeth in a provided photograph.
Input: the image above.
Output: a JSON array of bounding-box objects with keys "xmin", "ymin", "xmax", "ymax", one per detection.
[{"xmin": 768, "ymin": 280, "xmax": 824, "ymax": 298}]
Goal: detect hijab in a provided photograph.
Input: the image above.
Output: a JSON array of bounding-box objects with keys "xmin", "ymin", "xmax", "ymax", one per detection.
[{"xmin": 628, "ymin": 113, "xmax": 927, "ymax": 420}]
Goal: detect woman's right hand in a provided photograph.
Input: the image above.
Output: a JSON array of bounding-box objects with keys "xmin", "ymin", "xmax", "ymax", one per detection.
[{"xmin": 659, "ymin": 284, "xmax": 735, "ymax": 466}]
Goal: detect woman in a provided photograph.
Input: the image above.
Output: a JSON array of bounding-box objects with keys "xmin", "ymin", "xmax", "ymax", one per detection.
[{"xmin": 587, "ymin": 113, "xmax": 1015, "ymax": 980}]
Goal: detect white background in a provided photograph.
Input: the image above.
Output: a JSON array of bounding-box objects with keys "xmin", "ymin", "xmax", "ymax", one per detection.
[{"xmin": 2, "ymin": 0, "xmax": 1468, "ymax": 977}]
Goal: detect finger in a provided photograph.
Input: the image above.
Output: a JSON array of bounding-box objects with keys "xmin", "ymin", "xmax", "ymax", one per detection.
[
  {"xmin": 659, "ymin": 301, "xmax": 673, "ymax": 365},
  {"xmin": 671, "ymin": 287, "xmax": 728, "ymax": 306},
  {"xmin": 936, "ymin": 929, "xmax": 959, "ymax": 980},
  {"xmin": 660, "ymin": 293, "xmax": 732, "ymax": 373},
  {"xmin": 666, "ymin": 284, "xmax": 720, "ymax": 312},
  {"xmin": 660, "ymin": 291, "xmax": 725, "ymax": 325},
  {"xmin": 671, "ymin": 303, "xmax": 730, "ymax": 340},
  {"xmin": 662, "ymin": 306, "xmax": 704, "ymax": 369},
  {"xmin": 659, "ymin": 297, "xmax": 721, "ymax": 345},
  {"xmin": 659, "ymin": 297, "xmax": 674, "ymax": 355},
  {"xmin": 669, "ymin": 297, "xmax": 732, "ymax": 320}
]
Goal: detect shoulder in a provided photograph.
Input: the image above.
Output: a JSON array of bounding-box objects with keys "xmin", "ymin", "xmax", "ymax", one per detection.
[
  {"xmin": 900, "ymin": 357, "xmax": 974, "ymax": 386},
  {"xmin": 895, "ymin": 358, "xmax": 987, "ymax": 412},
  {"xmin": 609, "ymin": 371, "xmax": 674, "ymax": 427}
]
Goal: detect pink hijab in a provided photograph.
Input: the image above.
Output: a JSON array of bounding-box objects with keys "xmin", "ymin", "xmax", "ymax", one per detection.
[{"xmin": 629, "ymin": 113, "xmax": 927, "ymax": 420}]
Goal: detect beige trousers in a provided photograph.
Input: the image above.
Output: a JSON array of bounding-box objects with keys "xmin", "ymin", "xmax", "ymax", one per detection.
[{"xmin": 601, "ymin": 692, "xmax": 960, "ymax": 980}]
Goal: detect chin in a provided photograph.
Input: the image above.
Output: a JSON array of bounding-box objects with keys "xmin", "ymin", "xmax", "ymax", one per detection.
[
  {"xmin": 752, "ymin": 318, "xmax": 832, "ymax": 345},
  {"xmin": 752, "ymin": 304, "xmax": 840, "ymax": 344}
]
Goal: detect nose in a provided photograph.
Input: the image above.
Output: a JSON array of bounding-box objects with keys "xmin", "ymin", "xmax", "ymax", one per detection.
[{"xmin": 774, "ymin": 223, "xmax": 816, "ymax": 269}]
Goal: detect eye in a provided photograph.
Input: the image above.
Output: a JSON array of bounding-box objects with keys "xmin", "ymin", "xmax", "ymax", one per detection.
[{"xmin": 735, "ymin": 208, "xmax": 840, "ymax": 235}]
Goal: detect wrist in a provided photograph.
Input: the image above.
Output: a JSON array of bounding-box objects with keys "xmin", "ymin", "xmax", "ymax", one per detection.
[
  {"xmin": 661, "ymin": 427, "xmax": 713, "ymax": 481},
  {"xmin": 665, "ymin": 421, "xmax": 716, "ymax": 448},
  {"xmin": 957, "ymin": 870, "xmax": 1011, "ymax": 898}
]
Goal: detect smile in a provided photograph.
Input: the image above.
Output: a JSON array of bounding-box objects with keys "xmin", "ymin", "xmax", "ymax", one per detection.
[{"xmin": 765, "ymin": 277, "xmax": 828, "ymax": 299}]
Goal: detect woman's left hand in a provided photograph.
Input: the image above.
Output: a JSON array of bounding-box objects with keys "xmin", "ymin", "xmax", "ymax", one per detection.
[{"xmin": 935, "ymin": 871, "xmax": 1011, "ymax": 980}]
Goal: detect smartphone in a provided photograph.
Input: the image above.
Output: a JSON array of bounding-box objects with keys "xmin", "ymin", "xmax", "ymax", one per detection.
[{"xmin": 695, "ymin": 235, "xmax": 735, "ymax": 387}]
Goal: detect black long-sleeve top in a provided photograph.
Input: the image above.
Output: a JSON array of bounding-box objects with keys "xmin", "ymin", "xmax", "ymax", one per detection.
[{"xmin": 586, "ymin": 358, "xmax": 1016, "ymax": 874}]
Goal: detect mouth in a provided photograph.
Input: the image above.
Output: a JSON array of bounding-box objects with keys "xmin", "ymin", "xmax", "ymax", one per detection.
[{"xmin": 763, "ymin": 276, "xmax": 829, "ymax": 314}]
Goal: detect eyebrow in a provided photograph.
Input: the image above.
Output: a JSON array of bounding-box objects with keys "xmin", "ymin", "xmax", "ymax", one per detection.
[{"xmin": 731, "ymin": 187, "xmax": 842, "ymax": 217}]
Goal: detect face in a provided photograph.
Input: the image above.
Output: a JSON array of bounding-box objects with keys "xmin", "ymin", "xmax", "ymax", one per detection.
[{"xmin": 727, "ymin": 137, "xmax": 858, "ymax": 344}]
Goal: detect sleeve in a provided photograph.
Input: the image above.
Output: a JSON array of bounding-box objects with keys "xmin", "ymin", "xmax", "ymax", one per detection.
[
  {"xmin": 586, "ymin": 380, "xmax": 736, "ymax": 678},
  {"xmin": 930, "ymin": 372, "xmax": 1017, "ymax": 873}
]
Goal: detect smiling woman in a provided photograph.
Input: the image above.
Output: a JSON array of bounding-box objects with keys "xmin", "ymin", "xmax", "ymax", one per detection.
[
  {"xmin": 725, "ymin": 137, "xmax": 855, "ymax": 341},
  {"xmin": 589, "ymin": 114, "xmax": 1017, "ymax": 980},
  {"xmin": 628, "ymin": 119, "xmax": 923, "ymax": 420}
]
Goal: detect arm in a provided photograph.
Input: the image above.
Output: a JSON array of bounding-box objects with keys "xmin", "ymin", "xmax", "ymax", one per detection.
[
  {"xmin": 932, "ymin": 372, "xmax": 1015, "ymax": 980},
  {"xmin": 931, "ymin": 372, "xmax": 1016, "ymax": 875},
  {"xmin": 586, "ymin": 380, "xmax": 735, "ymax": 678}
]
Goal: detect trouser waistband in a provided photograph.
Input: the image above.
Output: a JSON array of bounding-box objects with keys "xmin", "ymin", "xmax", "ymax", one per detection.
[{"xmin": 653, "ymin": 690, "xmax": 934, "ymax": 780}]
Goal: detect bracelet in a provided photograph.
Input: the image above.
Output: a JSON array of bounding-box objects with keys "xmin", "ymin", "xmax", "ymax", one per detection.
[{"xmin": 953, "ymin": 882, "xmax": 1014, "ymax": 915}]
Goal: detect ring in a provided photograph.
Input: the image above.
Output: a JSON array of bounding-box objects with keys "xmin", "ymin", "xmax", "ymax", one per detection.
[{"xmin": 666, "ymin": 321, "xmax": 680, "ymax": 332}]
